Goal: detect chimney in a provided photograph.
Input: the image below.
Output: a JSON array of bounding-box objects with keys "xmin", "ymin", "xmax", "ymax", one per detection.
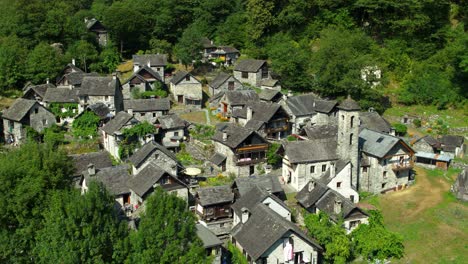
[
  {"xmin": 84, "ymin": 17, "xmax": 89, "ymax": 23},
  {"xmin": 128, "ymin": 108, "xmax": 133, "ymax": 115},
  {"xmin": 312, "ymin": 100, "xmax": 316, "ymax": 108},
  {"xmin": 46, "ymin": 78, "xmax": 49, "ymax": 84},
  {"xmin": 287, "ymin": 90, "xmax": 293, "ymax": 97},
  {"xmin": 246, "ymin": 106, "xmax": 253, "ymax": 121},
  {"xmin": 308, "ymin": 181, "xmax": 316, "ymax": 192},
  {"xmin": 147, "ymin": 60, "xmax": 151, "ymax": 68},
  {"xmin": 330, "ymin": 162, "xmax": 335, "ymax": 178},
  {"xmin": 241, "ymin": 207, "xmax": 250, "ymax": 223},
  {"xmin": 112, "ymin": 72, "xmax": 117, "ymax": 80},
  {"xmin": 368, "ymin": 107, "xmax": 375, "ymax": 113},
  {"xmin": 222, "ymin": 131, "xmax": 228, "ymax": 141},
  {"xmin": 72, "ymin": 58, "xmax": 75, "ymax": 66},
  {"xmin": 87, "ymin": 163, "xmax": 96, "ymax": 176},
  {"xmin": 334, "ymin": 199, "xmax": 342, "ymax": 214},
  {"xmin": 282, "ymin": 94, "xmax": 288, "ymax": 101},
  {"xmin": 266, "ymin": 187, "xmax": 272, "ymax": 194}
]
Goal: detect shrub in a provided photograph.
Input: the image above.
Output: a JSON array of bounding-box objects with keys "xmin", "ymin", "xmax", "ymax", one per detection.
[
  {"xmin": 393, "ymin": 123, "xmax": 407, "ymax": 136},
  {"xmin": 413, "ymin": 119, "xmax": 422, "ymax": 128}
]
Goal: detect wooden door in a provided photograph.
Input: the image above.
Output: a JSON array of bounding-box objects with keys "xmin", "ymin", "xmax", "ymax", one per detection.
[{"xmin": 178, "ymin": 95, "xmax": 183, "ymax": 104}]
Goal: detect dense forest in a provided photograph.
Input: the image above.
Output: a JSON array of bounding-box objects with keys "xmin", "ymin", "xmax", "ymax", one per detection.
[{"xmin": 0, "ymin": 0, "xmax": 466, "ymax": 111}]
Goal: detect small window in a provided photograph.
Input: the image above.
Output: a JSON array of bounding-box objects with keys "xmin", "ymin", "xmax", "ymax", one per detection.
[
  {"xmin": 105, "ymin": 96, "xmax": 109, "ymax": 101},
  {"xmin": 228, "ymin": 81, "xmax": 235, "ymax": 90},
  {"xmin": 383, "ymin": 159, "xmax": 388, "ymax": 166},
  {"xmin": 141, "ymin": 113, "xmax": 145, "ymax": 117},
  {"xmin": 153, "ymin": 113, "xmax": 156, "ymax": 117},
  {"xmin": 185, "ymin": 75, "xmax": 190, "ymax": 81},
  {"xmin": 383, "ymin": 171, "xmax": 387, "ymax": 179},
  {"xmin": 336, "ymin": 182, "xmax": 342, "ymax": 189},
  {"xmin": 310, "ymin": 165, "xmax": 315, "ymax": 174},
  {"xmin": 241, "ymin": 71, "xmax": 248, "ymax": 79},
  {"xmin": 382, "ymin": 183, "xmax": 386, "ymax": 189},
  {"xmin": 363, "ymin": 167, "xmax": 368, "ymax": 173},
  {"xmin": 174, "ymin": 131, "xmax": 179, "ymax": 137},
  {"xmin": 350, "ymin": 133, "xmax": 353, "ymax": 145},
  {"xmin": 157, "ymin": 67, "xmax": 160, "ymax": 71},
  {"xmin": 351, "ymin": 116, "xmax": 355, "ymax": 128},
  {"xmin": 350, "ymin": 195, "xmax": 355, "ymax": 202},
  {"xmin": 322, "ymin": 164, "xmax": 327, "ymax": 172}
]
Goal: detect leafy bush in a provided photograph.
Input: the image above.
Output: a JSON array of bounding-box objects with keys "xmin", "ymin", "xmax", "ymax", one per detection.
[
  {"xmin": 43, "ymin": 124, "xmax": 65, "ymax": 147},
  {"xmin": 267, "ymin": 143, "xmax": 282, "ymax": 166},
  {"xmin": 72, "ymin": 111, "xmax": 100, "ymax": 138},
  {"xmin": 412, "ymin": 119, "xmax": 422, "ymax": 128},
  {"xmin": 49, "ymin": 103, "xmax": 78, "ymax": 118},
  {"xmin": 393, "ymin": 123, "xmax": 407, "ymax": 135},
  {"xmin": 227, "ymin": 242, "xmax": 248, "ymax": 264}
]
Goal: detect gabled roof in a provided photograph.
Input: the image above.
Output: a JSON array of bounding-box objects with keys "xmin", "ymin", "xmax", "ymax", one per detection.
[
  {"xmin": 261, "ymin": 79, "xmax": 279, "ymax": 87},
  {"xmin": 196, "ymin": 224, "xmax": 223, "ymax": 249},
  {"xmin": 125, "ymin": 66, "xmax": 162, "ymax": 84},
  {"xmin": 127, "ymin": 163, "xmax": 168, "ymax": 197},
  {"xmin": 2, "ymin": 98, "xmax": 37, "ymax": 121},
  {"xmin": 123, "ymin": 98, "xmax": 170, "ymax": 112},
  {"xmin": 440, "ymin": 135, "xmax": 464, "ymax": 149},
  {"xmin": 209, "ymin": 72, "xmax": 234, "ymax": 89},
  {"xmin": 284, "ymin": 139, "xmax": 338, "ymax": 163},
  {"xmin": 57, "ymin": 72, "xmax": 99, "ymax": 87},
  {"xmin": 296, "ymin": 181, "xmax": 329, "ymax": 209},
  {"xmin": 304, "ymin": 124, "xmax": 338, "ymax": 140},
  {"xmin": 413, "ymin": 135, "xmax": 441, "ymax": 148},
  {"xmin": 232, "ymin": 101, "xmax": 281, "ymax": 124},
  {"xmin": 83, "ymin": 165, "xmax": 130, "ymax": 195},
  {"xmin": 234, "ymin": 59, "xmax": 266, "ymax": 72},
  {"xmin": 23, "ymin": 83, "xmax": 55, "ymax": 98},
  {"xmin": 210, "ymin": 152, "xmax": 226, "ymax": 166},
  {"xmin": 212, "ymin": 46, "xmax": 239, "ymax": 54},
  {"xmin": 62, "ymin": 63, "xmax": 84, "ymax": 74},
  {"xmin": 212, "ymin": 123, "xmax": 266, "ymax": 149},
  {"xmin": 128, "ymin": 141, "xmax": 178, "ymax": 168},
  {"xmin": 197, "ymin": 185, "xmax": 234, "ymax": 206},
  {"xmin": 338, "ymin": 96, "xmax": 360, "ymax": 111},
  {"xmin": 231, "ymin": 185, "xmax": 289, "ymax": 216},
  {"xmin": 86, "ymin": 18, "xmax": 106, "ymax": 31},
  {"xmin": 87, "ymin": 103, "xmax": 111, "ymax": 120},
  {"xmin": 43, "ymin": 88, "xmax": 79, "ymax": 103},
  {"xmin": 316, "ymin": 189, "xmax": 367, "ymax": 222},
  {"xmin": 232, "ymin": 203, "xmax": 322, "ymax": 261},
  {"xmin": 233, "ymin": 175, "xmax": 283, "ymax": 197},
  {"xmin": 170, "ymin": 70, "xmax": 200, "ymax": 85},
  {"xmin": 201, "ymin": 37, "xmax": 216, "ymax": 49},
  {"xmin": 258, "ymin": 89, "xmax": 281, "ymax": 101},
  {"xmin": 359, "ymin": 111, "xmax": 392, "ymax": 134},
  {"xmin": 359, "ymin": 128, "xmax": 414, "ymax": 158},
  {"xmin": 70, "ymin": 151, "xmax": 113, "ymax": 176},
  {"xmin": 101, "ymin": 111, "xmax": 137, "ymax": 134},
  {"xmin": 225, "ymin": 90, "xmax": 259, "ymax": 106},
  {"xmin": 155, "ymin": 114, "xmax": 186, "ymax": 130},
  {"xmin": 286, "ymin": 94, "xmax": 337, "ymax": 116},
  {"xmin": 80, "ymin": 76, "xmax": 119, "ymax": 96},
  {"xmin": 133, "ymin": 54, "xmax": 167, "ymax": 67}
]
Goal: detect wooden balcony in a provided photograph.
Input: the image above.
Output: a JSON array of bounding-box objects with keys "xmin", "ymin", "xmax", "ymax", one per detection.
[
  {"xmin": 235, "ymin": 157, "xmax": 266, "ymax": 166},
  {"xmin": 265, "ymin": 125, "xmax": 289, "ymax": 134},
  {"xmin": 235, "ymin": 144, "xmax": 268, "ymax": 154}
]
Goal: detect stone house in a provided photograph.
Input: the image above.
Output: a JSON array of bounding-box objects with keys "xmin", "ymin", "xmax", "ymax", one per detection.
[
  {"xmin": 56, "ymin": 72, "xmax": 99, "ymax": 89},
  {"xmin": 282, "ymin": 94, "xmax": 338, "ymax": 134},
  {"xmin": 211, "ymin": 90, "xmax": 259, "ymax": 118},
  {"xmin": 123, "ymin": 98, "xmax": 170, "ymax": 123},
  {"xmin": 231, "ymin": 202, "xmax": 322, "ymax": 264},
  {"xmin": 359, "ymin": 128, "xmax": 415, "ymax": 194},
  {"xmin": 210, "ymin": 46, "xmax": 240, "ymax": 66},
  {"xmin": 132, "ymin": 54, "xmax": 167, "ymax": 82},
  {"xmin": 233, "ymin": 59, "xmax": 269, "ymax": 87},
  {"xmin": 154, "ymin": 114, "xmax": 187, "ymax": 150},
  {"xmin": 101, "ymin": 111, "xmax": 139, "ymax": 160},
  {"xmin": 122, "ymin": 66, "xmax": 164, "ymax": 99},
  {"xmin": 85, "ymin": 18, "xmax": 108, "ymax": 46},
  {"xmin": 195, "ymin": 185, "xmax": 234, "ymax": 238},
  {"xmin": 231, "ymin": 174, "xmax": 284, "ymax": 199},
  {"xmin": 79, "ymin": 75, "xmax": 124, "ymax": 115},
  {"xmin": 208, "ymin": 72, "xmax": 243, "ymax": 96},
  {"xmin": 43, "ymin": 87, "xmax": 81, "ymax": 124},
  {"xmin": 201, "ymin": 37, "xmax": 217, "ymax": 59},
  {"xmin": 22, "ymin": 83, "xmax": 55, "ymax": 104},
  {"xmin": 81, "ymin": 164, "xmax": 131, "ymax": 206},
  {"xmin": 231, "ymin": 101, "xmax": 291, "ymax": 140},
  {"xmin": 70, "ymin": 151, "xmax": 113, "ymax": 188},
  {"xmin": 169, "ymin": 71, "xmax": 203, "ymax": 108},
  {"xmin": 359, "ymin": 110, "xmax": 393, "ymax": 134},
  {"xmin": 439, "ymin": 135, "xmax": 465, "ymax": 158},
  {"xmin": 451, "ymin": 167, "xmax": 468, "ymax": 202},
  {"xmin": 128, "ymin": 140, "xmax": 181, "ymax": 176},
  {"xmin": 196, "ymin": 224, "xmax": 223, "ymax": 259},
  {"xmin": 2, "ymin": 98, "xmax": 56, "ymax": 144},
  {"xmin": 296, "ymin": 180, "xmax": 369, "ymax": 234},
  {"xmin": 128, "ymin": 162, "xmax": 188, "ymax": 208},
  {"xmin": 414, "ymin": 152, "xmax": 452, "ymax": 170},
  {"xmin": 211, "ymin": 123, "xmax": 269, "ymax": 177},
  {"xmin": 412, "ymin": 135, "xmax": 441, "ymax": 154}
]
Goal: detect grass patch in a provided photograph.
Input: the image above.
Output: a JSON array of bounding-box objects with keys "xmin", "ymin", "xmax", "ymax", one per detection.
[
  {"xmin": 180, "ymin": 111, "xmax": 207, "ymax": 124},
  {"xmin": 117, "ymin": 60, "xmax": 134, "ymax": 81}
]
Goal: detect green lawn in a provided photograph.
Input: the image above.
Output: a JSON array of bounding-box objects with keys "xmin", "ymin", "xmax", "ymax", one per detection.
[
  {"xmin": 179, "ymin": 111, "xmax": 207, "ymax": 124},
  {"xmin": 362, "ymin": 167, "xmax": 468, "ymax": 263}
]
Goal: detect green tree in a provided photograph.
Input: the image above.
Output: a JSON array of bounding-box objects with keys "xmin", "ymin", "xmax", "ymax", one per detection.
[
  {"xmin": 174, "ymin": 24, "xmax": 203, "ymax": 67},
  {"xmin": 0, "ymin": 142, "xmax": 73, "ymax": 263},
  {"xmin": 26, "ymin": 42, "xmax": 64, "ymax": 84},
  {"xmin": 90, "ymin": 44, "xmax": 121, "ymax": 73},
  {"xmin": 66, "ymin": 40, "xmax": 98, "ymax": 72},
  {"xmin": 34, "ymin": 182, "xmax": 129, "ymax": 263},
  {"xmin": 245, "ymin": 0, "xmax": 275, "ymax": 41},
  {"xmin": 0, "ymin": 35, "xmax": 27, "ymax": 90},
  {"xmin": 127, "ymin": 188, "xmax": 207, "ymax": 263},
  {"xmin": 351, "ymin": 210, "xmax": 404, "ymax": 261},
  {"xmin": 266, "ymin": 142, "xmax": 282, "ymax": 166}
]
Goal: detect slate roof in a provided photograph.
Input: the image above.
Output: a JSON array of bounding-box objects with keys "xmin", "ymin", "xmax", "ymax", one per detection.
[
  {"xmin": 170, "ymin": 70, "xmax": 190, "ymax": 85},
  {"xmin": 128, "ymin": 140, "xmax": 178, "ymax": 168},
  {"xmin": 232, "ymin": 203, "xmax": 322, "ymax": 261},
  {"xmin": 234, "ymin": 59, "xmax": 266, "ymax": 72},
  {"xmin": 23, "ymin": 83, "xmax": 54, "ymax": 98},
  {"xmin": 304, "ymin": 124, "xmax": 338, "ymax": 140},
  {"xmin": 156, "ymin": 114, "xmax": 186, "ymax": 129},
  {"xmin": 231, "ymin": 185, "xmax": 289, "ymax": 216},
  {"xmin": 201, "ymin": 37, "xmax": 216, "ymax": 49},
  {"xmin": 415, "ymin": 152, "xmax": 452, "ymax": 162},
  {"xmin": 58, "ymin": 72, "xmax": 99, "ymax": 86},
  {"xmin": 62, "ymin": 63, "xmax": 84, "ymax": 74},
  {"xmin": 87, "ymin": 103, "xmax": 111, "ymax": 120},
  {"xmin": 286, "ymin": 94, "xmax": 337, "ymax": 116},
  {"xmin": 210, "ymin": 152, "xmax": 226, "ymax": 166},
  {"xmin": 233, "ymin": 175, "xmax": 283, "ymax": 197},
  {"xmin": 359, "ymin": 111, "xmax": 392, "ymax": 134},
  {"xmin": 125, "ymin": 66, "xmax": 162, "ymax": 83},
  {"xmin": 296, "ymin": 181, "xmax": 329, "ymax": 209},
  {"xmin": 316, "ymin": 189, "xmax": 366, "ymax": 222},
  {"xmin": 2, "ymin": 98, "xmax": 37, "ymax": 121},
  {"xmin": 127, "ymin": 163, "xmax": 167, "ymax": 197},
  {"xmin": 70, "ymin": 151, "xmax": 113, "ymax": 176},
  {"xmin": 359, "ymin": 128, "xmax": 414, "ymax": 158},
  {"xmin": 284, "ymin": 139, "xmax": 338, "ymax": 163},
  {"xmin": 101, "ymin": 111, "xmax": 136, "ymax": 134},
  {"xmin": 123, "ymin": 98, "xmax": 170, "ymax": 112},
  {"xmin": 83, "ymin": 165, "xmax": 130, "ymax": 195},
  {"xmin": 196, "ymin": 224, "xmax": 223, "ymax": 249},
  {"xmin": 197, "ymin": 185, "xmax": 234, "ymax": 206},
  {"xmin": 133, "ymin": 54, "xmax": 167, "ymax": 67},
  {"xmin": 80, "ymin": 76, "xmax": 118, "ymax": 96},
  {"xmin": 232, "ymin": 101, "xmax": 281, "ymax": 123},
  {"xmin": 225, "ymin": 90, "xmax": 259, "ymax": 106},
  {"xmin": 212, "ymin": 46, "xmax": 239, "ymax": 54},
  {"xmin": 440, "ymin": 135, "xmax": 464, "ymax": 151},
  {"xmin": 338, "ymin": 96, "xmax": 360, "ymax": 111},
  {"xmin": 43, "ymin": 88, "xmax": 79, "ymax": 103},
  {"xmin": 212, "ymin": 123, "xmax": 263, "ymax": 149},
  {"xmin": 85, "ymin": 18, "xmax": 105, "ymax": 30},
  {"xmin": 209, "ymin": 72, "xmax": 231, "ymax": 89},
  {"xmin": 261, "ymin": 79, "xmax": 279, "ymax": 87},
  {"xmin": 258, "ymin": 89, "xmax": 281, "ymax": 101}
]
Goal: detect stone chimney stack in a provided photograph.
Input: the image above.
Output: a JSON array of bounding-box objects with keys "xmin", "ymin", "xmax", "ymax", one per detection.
[
  {"xmin": 112, "ymin": 72, "xmax": 117, "ymax": 80},
  {"xmin": 147, "ymin": 60, "xmax": 151, "ymax": 68},
  {"xmin": 330, "ymin": 162, "xmax": 335, "ymax": 178},
  {"xmin": 334, "ymin": 199, "xmax": 342, "ymax": 214},
  {"xmin": 87, "ymin": 163, "xmax": 96, "ymax": 176},
  {"xmin": 287, "ymin": 90, "xmax": 293, "ymax": 97},
  {"xmin": 308, "ymin": 181, "xmax": 316, "ymax": 192},
  {"xmin": 241, "ymin": 207, "xmax": 250, "ymax": 224},
  {"xmin": 246, "ymin": 106, "xmax": 253, "ymax": 121},
  {"xmin": 46, "ymin": 78, "xmax": 49, "ymax": 84},
  {"xmin": 128, "ymin": 108, "xmax": 133, "ymax": 115},
  {"xmin": 72, "ymin": 58, "xmax": 76, "ymax": 66},
  {"xmin": 222, "ymin": 131, "xmax": 228, "ymax": 142}
]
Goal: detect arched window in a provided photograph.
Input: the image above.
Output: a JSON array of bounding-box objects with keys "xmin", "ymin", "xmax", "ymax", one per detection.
[
  {"xmin": 350, "ymin": 116, "xmax": 355, "ymax": 128},
  {"xmin": 350, "ymin": 133, "xmax": 353, "ymax": 145}
]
